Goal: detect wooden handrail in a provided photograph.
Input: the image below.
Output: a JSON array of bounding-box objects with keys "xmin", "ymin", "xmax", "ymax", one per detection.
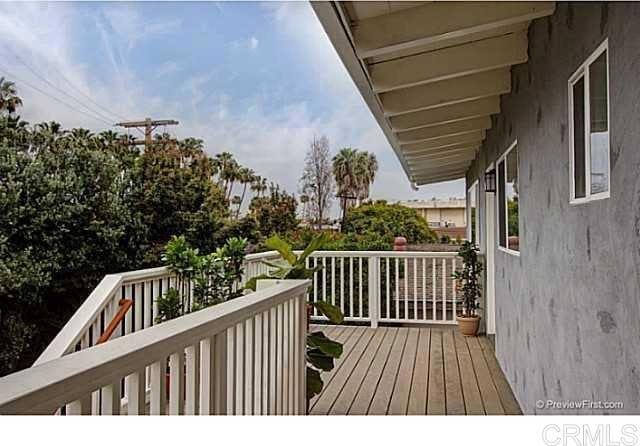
[{"xmin": 97, "ymin": 299, "xmax": 133, "ymax": 345}]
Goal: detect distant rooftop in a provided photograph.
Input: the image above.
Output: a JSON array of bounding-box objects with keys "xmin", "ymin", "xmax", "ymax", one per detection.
[{"xmin": 395, "ymin": 198, "xmax": 466, "ymax": 209}]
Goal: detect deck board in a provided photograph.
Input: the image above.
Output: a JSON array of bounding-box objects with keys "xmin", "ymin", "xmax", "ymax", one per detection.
[
  {"xmin": 313, "ymin": 325, "xmax": 521, "ymax": 415},
  {"xmin": 329, "ymin": 327, "xmax": 389, "ymax": 415},
  {"xmin": 310, "ymin": 327, "xmax": 377, "ymax": 415},
  {"xmin": 442, "ymin": 330, "xmax": 465, "ymax": 415},
  {"xmin": 467, "ymin": 336, "xmax": 505, "ymax": 415},
  {"xmin": 426, "ymin": 330, "xmax": 445, "ymax": 414},
  {"xmin": 348, "ymin": 328, "xmax": 398, "ymax": 415},
  {"xmin": 478, "ymin": 337, "xmax": 523, "ymax": 415},
  {"xmin": 368, "ymin": 327, "xmax": 409, "ymax": 414},
  {"xmin": 407, "ymin": 328, "xmax": 430, "ymax": 414},
  {"xmin": 388, "ymin": 327, "xmax": 419, "ymax": 415},
  {"xmin": 454, "ymin": 331, "xmax": 485, "ymax": 415}
]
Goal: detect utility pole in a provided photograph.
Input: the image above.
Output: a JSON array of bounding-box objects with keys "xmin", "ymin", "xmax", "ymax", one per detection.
[{"xmin": 115, "ymin": 118, "xmax": 179, "ymax": 148}]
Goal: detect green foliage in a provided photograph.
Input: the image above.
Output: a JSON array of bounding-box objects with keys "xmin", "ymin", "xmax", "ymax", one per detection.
[
  {"xmin": 157, "ymin": 236, "xmax": 248, "ymax": 323},
  {"xmin": 0, "ymin": 87, "xmax": 291, "ymax": 374},
  {"xmin": 155, "ymin": 288, "xmax": 183, "ymax": 323},
  {"xmin": 249, "ymin": 184, "xmax": 298, "ymax": 238},
  {"xmin": 452, "ymin": 241, "xmax": 483, "ymax": 317},
  {"xmin": 341, "ymin": 200, "xmax": 437, "ymax": 249}
]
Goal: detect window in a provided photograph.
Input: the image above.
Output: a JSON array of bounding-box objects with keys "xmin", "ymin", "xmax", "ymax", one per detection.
[
  {"xmin": 569, "ymin": 39, "xmax": 610, "ymax": 203},
  {"xmin": 467, "ymin": 181, "xmax": 479, "ymax": 245},
  {"xmin": 498, "ymin": 141, "xmax": 519, "ymax": 255}
]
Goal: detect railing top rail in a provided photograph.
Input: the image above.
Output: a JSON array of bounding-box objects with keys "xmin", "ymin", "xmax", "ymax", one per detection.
[
  {"xmin": 306, "ymin": 250, "xmax": 460, "ymax": 258},
  {"xmin": 0, "ymin": 280, "xmax": 309, "ymax": 415}
]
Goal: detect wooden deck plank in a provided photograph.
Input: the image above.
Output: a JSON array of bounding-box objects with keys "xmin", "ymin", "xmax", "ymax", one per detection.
[
  {"xmin": 309, "ymin": 325, "xmax": 360, "ymax": 408},
  {"xmin": 329, "ymin": 327, "xmax": 389, "ymax": 415},
  {"xmin": 347, "ymin": 328, "xmax": 398, "ymax": 415},
  {"xmin": 348, "ymin": 328, "xmax": 399, "ymax": 415},
  {"xmin": 454, "ymin": 331, "xmax": 485, "ymax": 415},
  {"xmin": 426, "ymin": 330, "xmax": 445, "ymax": 414},
  {"xmin": 368, "ymin": 328, "xmax": 410, "ymax": 415},
  {"xmin": 388, "ymin": 328, "xmax": 420, "ymax": 415},
  {"xmin": 313, "ymin": 326, "xmax": 520, "ymax": 417},
  {"xmin": 407, "ymin": 328, "xmax": 430, "ymax": 415},
  {"xmin": 310, "ymin": 324, "xmax": 337, "ymax": 336},
  {"xmin": 442, "ymin": 329, "xmax": 465, "ymax": 415},
  {"xmin": 467, "ymin": 336, "xmax": 505, "ymax": 415},
  {"xmin": 478, "ymin": 337, "xmax": 522, "ymax": 415},
  {"xmin": 311, "ymin": 327, "xmax": 377, "ymax": 415}
]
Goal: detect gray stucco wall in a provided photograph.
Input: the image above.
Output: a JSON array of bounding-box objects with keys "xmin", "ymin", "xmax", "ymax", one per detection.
[{"xmin": 466, "ymin": 2, "xmax": 640, "ymax": 414}]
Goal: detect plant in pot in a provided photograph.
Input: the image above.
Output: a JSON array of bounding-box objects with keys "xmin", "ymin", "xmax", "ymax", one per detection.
[
  {"xmin": 452, "ymin": 241, "xmax": 483, "ymax": 336},
  {"xmin": 244, "ymin": 233, "xmax": 344, "ymax": 406}
]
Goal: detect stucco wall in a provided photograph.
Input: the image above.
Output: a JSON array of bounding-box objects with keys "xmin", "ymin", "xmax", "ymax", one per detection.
[{"xmin": 466, "ymin": 2, "xmax": 640, "ymax": 414}]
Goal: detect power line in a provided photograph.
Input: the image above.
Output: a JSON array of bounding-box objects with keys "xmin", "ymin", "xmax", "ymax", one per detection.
[
  {"xmin": 4, "ymin": 50, "xmax": 118, "ymax": 124},
  {"xmin": 0, "ymin": 65, "xmax": 114, "ymax": 126},
  {"xmin": 48, "ymin": 60, "xmax": 130, "ymax": 122}
]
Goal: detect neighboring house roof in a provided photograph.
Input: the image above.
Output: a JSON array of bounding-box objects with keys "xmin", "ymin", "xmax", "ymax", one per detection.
[
  {"xmin": 395, "ymin": 198, "xmax": 466, "ymax": 209},
  {"xmin": 312, "ymin": 1, "xmax": 555, "ymax": 186}
]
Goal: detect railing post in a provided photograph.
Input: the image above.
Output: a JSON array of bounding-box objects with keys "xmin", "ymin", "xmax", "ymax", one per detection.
[{"xmin": 368, "ymin": 256, "xmax": 379, "ymax": 328}]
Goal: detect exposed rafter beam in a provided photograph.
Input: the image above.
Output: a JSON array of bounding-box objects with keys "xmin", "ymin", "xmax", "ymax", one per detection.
[
  {"xmin": 396, "ymin": 117, "xmax": 491, "ymax": 144},
  {"xmin": 401, "ymin": 131, "xmax": 485, "ymax": 154},
  {"xmin": 414, "ymin": 172, "xmax": 466, "ymax": 185},
  {"xmin": 380, "ymin": 68, "xmax": 510, "ymax": 116},
  {"xmin": 389, "ymin": 97, "xmax": 501, "ymax": 132},
  {"xmin": 411, "ymin": 160, "xmax": 473, "ymax": 174},
  {"xmin": 407, "ymin": 151, "xmax": 477, "ymax": 168},
  {"xmin": 352, "ymin": 1, "xmax": 555, "ymax": 59},
  {"xmin": 370, "ymin": 32, "xmax": 528, "ymax": 92},
  {"xmin": 404, "ymin": 144, "xmax": 481, "ymax": 161}
]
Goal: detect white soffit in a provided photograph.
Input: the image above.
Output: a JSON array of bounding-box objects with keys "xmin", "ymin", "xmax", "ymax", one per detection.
[{"xmin": 312, "ymin": 1, "xmax": 555, "ymax": 186}]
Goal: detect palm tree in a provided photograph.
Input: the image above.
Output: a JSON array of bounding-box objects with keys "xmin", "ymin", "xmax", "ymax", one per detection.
[
  {"xmin": 355, "ymin": 151, "xmax": 378, "ymax": 204},
  {"xmin": 236, "ymin": 167, "xmax": 256, "ymax": 218},
  {"xmin": 332, "ymin": 148, "xmax": 379, "ymax": 227},
  {"xmin": 332, "ymin": 147, "xmax": 359, "ymax": 225},
  {"xmin": 0, "ymin": 77, "xmax": 23, "ymax": 115}
]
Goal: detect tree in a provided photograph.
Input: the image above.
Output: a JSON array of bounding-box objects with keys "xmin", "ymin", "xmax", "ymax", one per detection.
[
  {"xmin": 332, "ymin": 148, "xmax": 378, "ymax": 227},
  {"xmin": 249, "ymin": 183, "xmax": 298, "ymax": 238},
  {"xmin": 299, "ymin": 135, "xmax": 334, "ymax": 229},
  {"xmin": 0, "ymin": 77, "xmax": 23, "ymax": 115},
  {"xmin": 341, "ymin": 201, "xmax": 437, "ymax": 249}
]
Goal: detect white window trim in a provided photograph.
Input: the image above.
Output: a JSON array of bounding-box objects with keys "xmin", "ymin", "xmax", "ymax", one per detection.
[
  {"xmin": 497, "ymin": 140, "xmax": 520, "ymax": 257},
  {"xmin": 467, "ymin": 180, "xmax": 479, "ymax": 246},
  {"xmin": 568, "ymin": 38, "xmax": 611, "ymax": 205}
]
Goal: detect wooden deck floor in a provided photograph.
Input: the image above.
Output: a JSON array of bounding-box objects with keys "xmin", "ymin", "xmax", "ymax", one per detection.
[{"xmin": 309, "ymin": 325, "xmax": 521, "ymax": 415}]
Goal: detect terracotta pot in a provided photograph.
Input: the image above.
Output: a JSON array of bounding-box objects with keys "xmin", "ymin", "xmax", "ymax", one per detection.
[{"xmin": 456, "ymin": 315, "xmax": 480, "ymax": 336}]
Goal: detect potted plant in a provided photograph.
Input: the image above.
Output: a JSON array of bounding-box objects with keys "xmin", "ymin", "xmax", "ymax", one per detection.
[{"xmin": 452, "ymin": 241, "xmax": 483, "ymax": 336}]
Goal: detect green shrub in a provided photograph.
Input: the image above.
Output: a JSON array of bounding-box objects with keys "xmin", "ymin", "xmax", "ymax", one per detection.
[{"xmin": 341, "ymin": 201, "xmax": 437, "ymax": 249}]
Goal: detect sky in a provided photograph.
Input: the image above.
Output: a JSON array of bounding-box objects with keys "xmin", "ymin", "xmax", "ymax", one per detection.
[{"xmin": 0, "ymin": 1, "xmax": 464, "ymax": 212}]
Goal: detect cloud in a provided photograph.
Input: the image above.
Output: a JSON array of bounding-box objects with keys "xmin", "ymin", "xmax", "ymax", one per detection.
[
  {"xmin": 155, "ymin": 60, "xmax": 181, "ymax": 78},
  {"xmin": 0, "ymin": 2, "xmax": 464, "ymax": 218}
]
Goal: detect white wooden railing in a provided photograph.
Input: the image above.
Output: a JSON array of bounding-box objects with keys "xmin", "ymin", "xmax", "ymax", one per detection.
[
  {"xmin": 306, "ymin": 251, "xmax": 461, "ymax": 327},
  {"xmin": 36, "ymin": 252, "xmax": 281, "ymax": 365},
  {"xmin": 0, "ymin": 280, "xmax": 308, "ymax": 415}
]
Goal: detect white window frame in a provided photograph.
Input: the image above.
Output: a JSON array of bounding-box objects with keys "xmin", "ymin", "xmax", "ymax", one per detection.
[
  {"xmin": 467, "ymin": 180, "xmax": 480, "ymax": 246},
  {"xmin": 568, "ymin": 38, "xmax": 611, "ymax": 205},
  {"xmin": 497, "ymin": 140, "xmax": 520, "ymax": 257}
]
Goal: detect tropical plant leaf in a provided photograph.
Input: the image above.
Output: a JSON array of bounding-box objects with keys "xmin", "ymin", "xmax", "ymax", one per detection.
[
  {"xmin": 307, "ymin": 348, "xmax": 335, "ymax": 371},
  {"xmin": 264, "ymin": 235, "xmax": 297, "ymax": 265},
  {"xmin": 307, "ymin": 367, "xmax": 324, "ymax": 400},
  {"xmin": 311, "ymin": 301, "xmax": 344, "ymax": 324},
  {"xmin": 298, "ymin": 233, "xmax": 329, "ymax": 264},
  {"xmin": 307, "ymin": 331, "xmax": 343, "ymax": 358}
]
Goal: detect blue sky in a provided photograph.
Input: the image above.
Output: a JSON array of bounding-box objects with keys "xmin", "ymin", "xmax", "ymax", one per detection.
[{"xmin": 0, "ymin": 1, "xmax": 463, "ymax": 208}]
